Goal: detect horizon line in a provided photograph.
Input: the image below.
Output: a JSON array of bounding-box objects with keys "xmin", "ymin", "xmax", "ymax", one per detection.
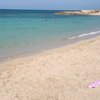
[{"xmin": 0, "ymin": 8, "xmax": 99, "ymax": 11}]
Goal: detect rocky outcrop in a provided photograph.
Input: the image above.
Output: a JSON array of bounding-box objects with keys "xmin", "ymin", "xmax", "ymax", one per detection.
[{"xmin": 55, "ymin": 10, "xmax": 100, "ymax": 15}]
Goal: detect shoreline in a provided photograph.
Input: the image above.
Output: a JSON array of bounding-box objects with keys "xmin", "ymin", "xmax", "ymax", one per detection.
[
  {"xmin": 0, "ymin": 35, "xmax": 100, "ymax": 99},
  {"xmin": 0, "ymin": 34, "xmax": 100, "ymax": 71},
  {"xmin": 0, "ymin": 32, "xmax": 100, "ymax": 64}
]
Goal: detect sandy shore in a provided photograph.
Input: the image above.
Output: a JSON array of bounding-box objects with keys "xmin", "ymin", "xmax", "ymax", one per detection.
[{"xmin": 0, "ymin": 36, "xmax": 100, "ymax": 100}]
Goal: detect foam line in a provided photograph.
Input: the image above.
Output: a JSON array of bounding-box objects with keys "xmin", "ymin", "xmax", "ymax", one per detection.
[{"xmin": 69, "ymin": 31, "xmax": 100, "ymax": 39}]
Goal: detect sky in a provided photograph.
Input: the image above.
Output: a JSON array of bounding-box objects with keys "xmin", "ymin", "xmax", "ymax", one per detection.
[{"xmin": 0, "ymin": 0, "xmax": 100, "ymax": 10}]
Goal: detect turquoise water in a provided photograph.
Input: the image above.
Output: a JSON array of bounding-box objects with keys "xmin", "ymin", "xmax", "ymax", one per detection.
[{"xmin": 0, "ymin": 9, "xmax": 100, "ymax": 60}]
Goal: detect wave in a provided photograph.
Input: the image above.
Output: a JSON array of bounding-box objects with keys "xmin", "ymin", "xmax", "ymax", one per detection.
[{"xmin": 69, "ymin": 31, "xmax": 100, "ymax": 39}]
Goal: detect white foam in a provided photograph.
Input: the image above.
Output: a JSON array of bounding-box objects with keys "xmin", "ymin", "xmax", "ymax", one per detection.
[{"xmin": 69, "ymin": 31, "xmax": 100, "ymax": 39}]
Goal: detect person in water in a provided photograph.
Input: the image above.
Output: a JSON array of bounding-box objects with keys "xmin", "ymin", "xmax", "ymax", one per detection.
[{"xmin": 45, "ymin": 18, "xmax": 48, "ymax": 21}]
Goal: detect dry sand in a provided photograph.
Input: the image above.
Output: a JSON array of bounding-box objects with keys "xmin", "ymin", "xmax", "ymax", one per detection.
[{"xmin": 0, "ymin": 36, "xmax": 100, "ymax": 100}]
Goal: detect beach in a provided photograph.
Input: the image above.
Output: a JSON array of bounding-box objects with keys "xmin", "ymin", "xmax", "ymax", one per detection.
[{"xmin": 0, "ymin": 36, "xmax": 100, "ymax": 100}]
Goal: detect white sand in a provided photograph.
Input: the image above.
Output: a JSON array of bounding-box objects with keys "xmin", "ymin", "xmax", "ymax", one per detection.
[{"xmin": 0, "ymin": 36, "xmax": 100, "ymax": 100}]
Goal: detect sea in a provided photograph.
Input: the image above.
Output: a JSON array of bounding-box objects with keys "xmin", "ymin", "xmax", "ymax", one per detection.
[{"xmin": 0, "ymin": 9, "xmax": 100, "ymax": 61}]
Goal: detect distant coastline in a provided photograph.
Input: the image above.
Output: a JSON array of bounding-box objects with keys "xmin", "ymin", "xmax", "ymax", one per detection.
[{"xmin": 55, "ymin": 10, "xmax": 100, "ymax": 15}]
